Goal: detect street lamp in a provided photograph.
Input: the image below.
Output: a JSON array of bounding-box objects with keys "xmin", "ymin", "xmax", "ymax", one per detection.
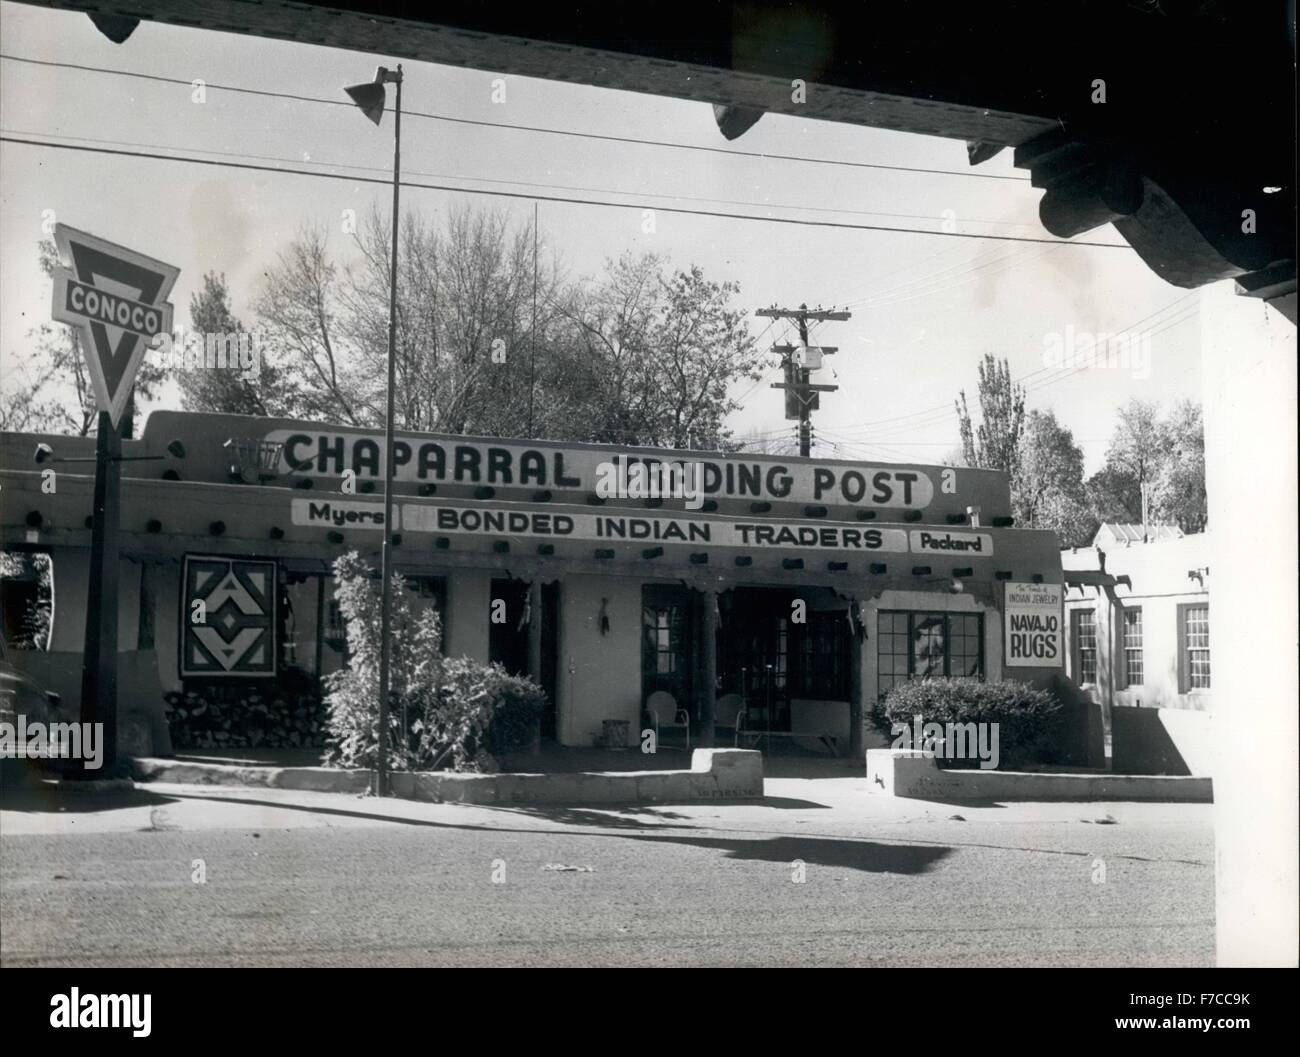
[{"xmin": 344, "ymin": 62, "xmax": 403, "ymax": 798}]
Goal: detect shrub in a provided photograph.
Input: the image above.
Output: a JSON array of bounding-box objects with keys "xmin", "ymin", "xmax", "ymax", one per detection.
[
  {"xmin": 878, "ymin": 678, "xmax": 1063, "ymax": 770},
  {"xmin": 321, "ymin": 552, "xmax": 545, "ymax": 773},
  {"xmin": 483, "ymin": 668, "xmax": 547, "ymax": 754}
]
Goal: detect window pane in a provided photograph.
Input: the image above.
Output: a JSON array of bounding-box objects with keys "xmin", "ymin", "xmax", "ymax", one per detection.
[
  {"xmin": 1123, "ymin": 607, "xmax": 1143, "ymax": 685},
  {"xmin": 1186, "ymin": 605, "xmax": 1210, "ymax": 689}
]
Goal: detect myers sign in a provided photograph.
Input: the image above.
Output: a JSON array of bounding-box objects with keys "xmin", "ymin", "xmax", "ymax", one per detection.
[
  {"xmin": 1003, "ymin": 581, "xmax": 1063, "ymax": 667},
  {"xmin": 267, "ymin": 429, "xmax": 963, "ymax": 511}
]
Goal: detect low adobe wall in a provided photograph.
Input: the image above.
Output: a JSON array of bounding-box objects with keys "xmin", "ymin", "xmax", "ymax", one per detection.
[
  {"xmin": 866, "ymin": 748, "xmax": 1212, "ymax": 802},
  {"xmin": 131, "ymin": 748, "xmax": 763, "ymax": 804}
]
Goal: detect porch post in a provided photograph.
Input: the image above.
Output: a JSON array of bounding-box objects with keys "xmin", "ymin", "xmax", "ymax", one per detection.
[
  {"xmin": 697, "ymin": 587, "xmax": 717, "ymax": 748},
  {"xmin": 527, "ymin": 579, "xmax": 543, "ymax": 684},
  {"xmin": 527, "ymin": 579, "xmax": 544, "ymax": 754},
  {"xmin": 849, "ymin": 599, "xmax": 864, "ymax": 759}
]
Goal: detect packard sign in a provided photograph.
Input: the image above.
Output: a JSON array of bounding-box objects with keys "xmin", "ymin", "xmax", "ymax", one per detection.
[
  {"xmin": 1003, "ymin": 581, "xmax": 1063, "ymax": 668},
  {"xmin": 181, "ymin": 556, "xmax": 277, "ymax": 677},
  {"xmin": 267, "ymin": 429, "xmax": 953, "ymax": 510}
]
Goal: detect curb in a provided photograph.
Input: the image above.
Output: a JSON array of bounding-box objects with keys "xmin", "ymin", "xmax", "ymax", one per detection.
[
  {"xmin": 130, "ymin": 748, "xmax": 764, "ymax": 804},
  {"xmin": 866, "ymin": 748, "xmax": 1214, "ymax": 802}
]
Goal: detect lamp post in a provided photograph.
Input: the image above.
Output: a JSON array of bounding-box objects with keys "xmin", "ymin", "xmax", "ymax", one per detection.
[{"xmin": 345, "ymin": 63, "xmax": 403, "ymax": 797}]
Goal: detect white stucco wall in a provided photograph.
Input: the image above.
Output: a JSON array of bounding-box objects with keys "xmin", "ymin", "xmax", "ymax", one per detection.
[{"xmin": 556, "ymin": 573, "xmax": 642, "ymax": 747}]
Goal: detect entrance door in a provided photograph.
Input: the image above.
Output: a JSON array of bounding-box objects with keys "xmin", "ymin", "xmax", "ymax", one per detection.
[
  {"xmin": 641, "ymin": 585, "xmax": 695, "ymax": 720},
  {"xmin": 489, "ymin": 578, "xmax": 530, "ymax": 676},
  {"xmin": 720, "ymin": 587, "xmax": 793, "ymax": 730}
]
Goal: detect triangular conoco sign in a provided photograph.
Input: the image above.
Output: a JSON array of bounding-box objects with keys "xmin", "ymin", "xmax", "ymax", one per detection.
[{"xmin": 50, "ymin": 224, "xmax": 179, "ymax": 429}]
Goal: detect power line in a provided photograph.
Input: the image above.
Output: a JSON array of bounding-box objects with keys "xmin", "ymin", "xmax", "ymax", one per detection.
[
  {"xmin": 0, "ymin": 52, "xmax": 1036, "ymax": 184},
  {"xmin": 831, "ymin": 291, "xmax": 1201, "ymax": 437},
  {"xmin": 1, "ymin": 126, "xmax": 1038, "ymax": 233},
  {"xmin": 0, "ymin": 135, "xmax": 1132, "ymax": 248}
]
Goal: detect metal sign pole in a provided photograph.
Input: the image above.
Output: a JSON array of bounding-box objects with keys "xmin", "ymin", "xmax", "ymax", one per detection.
[{"xmin": 77, "ymin": 410, "xmax": 121, "ymax": 776}]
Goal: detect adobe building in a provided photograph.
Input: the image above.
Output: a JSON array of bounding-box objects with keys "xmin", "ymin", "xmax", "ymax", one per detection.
[
  {"xmin": 1, "ymin": 411, "xmax": 1085, "ymax": 759},
  {"xmin": 1061, "ymin": 525, "xmax": 1213, "ymax": 775}
]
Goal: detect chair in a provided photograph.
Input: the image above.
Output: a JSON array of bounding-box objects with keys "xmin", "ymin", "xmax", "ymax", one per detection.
[
  {"xmin": 714, "ymin": 693, "xmax": 744, "ymax": 746},
  {"xmin": 646, "ymin": 690, "xmax": 690, "ymax": 750}
]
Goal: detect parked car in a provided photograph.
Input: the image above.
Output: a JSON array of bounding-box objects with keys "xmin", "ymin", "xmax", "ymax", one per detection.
[{"xmin": 0, "ymin": 637, "xmax": 63, "ymax": 780}]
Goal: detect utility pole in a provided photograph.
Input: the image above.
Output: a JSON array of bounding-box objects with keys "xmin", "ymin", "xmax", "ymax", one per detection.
[{"xmin": 756, "ymin": 304, "xmax": 851, "ymax": 457}]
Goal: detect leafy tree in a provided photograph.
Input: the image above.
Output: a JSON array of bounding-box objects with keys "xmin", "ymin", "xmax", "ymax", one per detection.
[
  {"xmin": 1085, "ymin": 398, "xmax": 1206, "ymax": 533},
  {"xmin": 1013, "ymin": 409, "xmax": 1095, "ymax": 546},
  {"xmin": 553, "ymin": 253, "xmax": 762, "ymax": 448},
  {"xmin": 955, "ymin": 354, "xmax": 1025, "ymax": 476},
  {"xmin": 1086, "ymin": 399, "xmax": 1163, "ymax": 524},
  {"xmin": 1153, "ymin": 399, "xmax": 1207, "ymax": 533},
  {"xmin": 175, "ymin": 272, "xmax": 286, "ymax": 417}
]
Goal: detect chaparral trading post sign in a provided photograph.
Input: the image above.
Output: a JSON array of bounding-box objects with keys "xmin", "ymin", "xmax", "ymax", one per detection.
[
  {"xmin": 50, "ymin": 224, "xmax": 179, "ymax": 427},
  {"xmin": 1003, "ymin": 581, "xmax": 1064, "ymax": 667},
  {"xmin": 267, "ymin": 429, "xmax": 974, "ymax": 511}
]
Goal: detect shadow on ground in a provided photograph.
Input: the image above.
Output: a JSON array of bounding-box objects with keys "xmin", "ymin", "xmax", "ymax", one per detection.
[
  {"xmin": 125, "ymin": 789, "xmax": 954, "ymax": 875},
  {"xmin": 0, "ymin": 783, "xmax": 180, "ymax": 814}
]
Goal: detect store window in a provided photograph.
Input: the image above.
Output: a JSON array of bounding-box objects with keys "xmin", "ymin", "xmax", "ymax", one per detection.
[
  {"xmin": 279, "ymin": 573, "xmax": 446, "ymax": 685},
  {"xmin": 1072, "ymin": 609, "xmax": 1098, "ymax": 686},
  {"xmin": 877, "ymin": 610, "xmax": 984, "ymax": 702},
  {"xmin": 0, "ymin": 551, "xmax": 52, "ymax": 650},
  {"xmin": 1122, "ymin": 606, "xmax": 1143, "ymax": 686},
  {"xmin": 1178, "ymin": 603, "xmax": 1211, "ymax": 691}
]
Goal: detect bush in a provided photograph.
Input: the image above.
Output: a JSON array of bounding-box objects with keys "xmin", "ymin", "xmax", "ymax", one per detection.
[
  {"xmin": 321, "ymin": 552, "xmax": 545, "ymax": 773},
  {"xmin": 877, "ymin": 678, "xmax": 1063, "ymax": 770},
  {"xmin": 484, "ymin": 668, "xmax": 547, "ymax": 754}
]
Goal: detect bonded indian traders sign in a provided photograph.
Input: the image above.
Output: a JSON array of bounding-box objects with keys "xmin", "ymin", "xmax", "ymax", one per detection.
[
  {"xmin": 291, "ymin": 499, "xmax": 995, "ymax": 556},
  {"xmin": 268, "ymin": 429, "xmax": 983, "ymax": 511}
]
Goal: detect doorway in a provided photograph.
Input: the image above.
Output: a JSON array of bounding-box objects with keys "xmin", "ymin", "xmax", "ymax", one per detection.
[
  {"xmin": 641, "ymin": 584, "xmax": 695, "ymax": 722},
  {"xmin": 718, "ymin": 587, "xmax": 852, "ymax": 732},
  {"xmin": 489, "ymin": 577, "xmax": 530, "ymax": 676}
]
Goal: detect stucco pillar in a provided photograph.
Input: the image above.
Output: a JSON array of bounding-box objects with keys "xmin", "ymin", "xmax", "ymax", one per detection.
[
  {"xmin": 696, "ymin": 587, "xmax": 717, "ymax": 748},
  {"xmin": 527, "ymin": 579, "xmax": 542, "ymax": 685},
  {"xmin": 1203, "ymin": 283, "xmax": 1297, "ymax": 966},
  {"xmin": 849, "ymin": 601, "xmax": 864, "ymax": 758}
]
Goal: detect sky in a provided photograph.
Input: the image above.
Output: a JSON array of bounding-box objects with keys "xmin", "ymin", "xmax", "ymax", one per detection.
[{"xmin": 0, "ymin": 1, "xmax": 1209, "ymax": 473}]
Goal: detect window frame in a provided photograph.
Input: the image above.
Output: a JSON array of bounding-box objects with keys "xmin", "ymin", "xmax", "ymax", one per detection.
[
  {"xmin": 1121, "ymin": 604, "xmax": 1144, "ymax": 688},
  {"xmin": 876, "ymin": 609, "xmax": 986, "ymax": 703},
  {"xmin": 1177, "ymin": 602, "xmax": 1211, "ymax": 693},
  {"xmin": 1071, "ymin": 607, "xmax": 1099, "ymax": 687}
]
